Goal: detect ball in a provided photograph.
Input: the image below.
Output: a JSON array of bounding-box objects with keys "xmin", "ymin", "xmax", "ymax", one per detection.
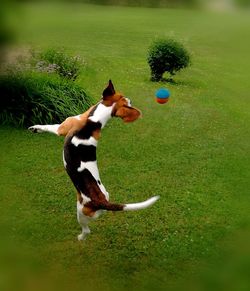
[{"xmin": 155, "ymin": 88, "xmax": 170, "ymax": 104}]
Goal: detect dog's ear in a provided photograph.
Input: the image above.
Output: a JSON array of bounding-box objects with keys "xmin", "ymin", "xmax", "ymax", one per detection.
[
  {"xmin": 102, "ymin": 80, "xmax": 115, "ymax": 99},
  {"xmin": 115, "ymin": 106, "xmax": 141, "ymax": 123}
]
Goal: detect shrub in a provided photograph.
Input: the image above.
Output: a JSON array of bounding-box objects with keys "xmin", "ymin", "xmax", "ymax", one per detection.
[
  {"xmin": 35, "ymin": 48, "xmax": 83, "ymax": 80},
  {"xmin": 147, "ymin": 38, "xmax": 190, "ymax": 81},
  {"xmin": 0, "ymin": 72, "xmax": 93, "ymax": 127}
]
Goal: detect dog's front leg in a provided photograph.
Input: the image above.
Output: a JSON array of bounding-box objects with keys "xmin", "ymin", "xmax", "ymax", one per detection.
[{"xmin": 28, "ymin": 124, "xmax": 61, "ymax": 135}]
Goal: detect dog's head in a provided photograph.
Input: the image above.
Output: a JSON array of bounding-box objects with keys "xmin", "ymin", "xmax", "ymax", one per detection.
[{"xmin": 102, "ymin": 80, "xmax": 141, "ymax": 123}]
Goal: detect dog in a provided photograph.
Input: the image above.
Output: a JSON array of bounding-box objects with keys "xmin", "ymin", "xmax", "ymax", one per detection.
[{"xmin": 29, "ymin": 80, "xmax": 159, "ymax": 240}]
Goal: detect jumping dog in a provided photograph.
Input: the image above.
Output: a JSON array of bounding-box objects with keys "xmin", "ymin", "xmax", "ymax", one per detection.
[{"xmin": 29, "ymin": 80, "xmax": 159, "ymax": 240}]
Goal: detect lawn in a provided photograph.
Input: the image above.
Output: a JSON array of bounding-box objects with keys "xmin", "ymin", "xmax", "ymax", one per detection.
[{"xmin": 1, "ymin": 3, "xmax": 250, "ymax": 291}]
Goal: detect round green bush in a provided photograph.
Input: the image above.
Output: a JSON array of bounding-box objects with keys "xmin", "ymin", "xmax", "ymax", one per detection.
[{"xmin": 147, "ymin": 38, "xmax": 191, "ymax": 82}]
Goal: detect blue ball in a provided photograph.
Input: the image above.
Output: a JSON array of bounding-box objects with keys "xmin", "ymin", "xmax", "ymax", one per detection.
[{"xmin": 155, "ymin": 88, "xmax": 170, "ymax": 99}]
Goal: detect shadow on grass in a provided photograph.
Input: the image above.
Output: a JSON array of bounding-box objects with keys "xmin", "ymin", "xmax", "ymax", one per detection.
[{"xmin": 150, "ymin": 77, "xmax": 199, "ymax": 89}]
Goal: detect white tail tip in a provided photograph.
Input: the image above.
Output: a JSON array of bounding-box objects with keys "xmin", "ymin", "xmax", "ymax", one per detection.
[{"xmin": 123, "ymin": 195, "xmax": 160, "ymax": 211}]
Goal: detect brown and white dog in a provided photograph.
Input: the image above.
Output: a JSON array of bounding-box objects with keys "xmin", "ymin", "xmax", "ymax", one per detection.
[{"xmin": 29, "ymin": 80, "xmax": 159, "ymax": 240}]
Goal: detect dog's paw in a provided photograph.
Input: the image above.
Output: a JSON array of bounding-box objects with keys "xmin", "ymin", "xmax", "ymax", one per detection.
[
  {"xmin": 28, "ymin": 125, "xmax": 43, "ymax": 133},
  {"xmin": 78, "ymin": 229, "xmax": 90, "ymax": 241},
  {"xmin": 77, "ymin": 233, "xmax": 85, "ymax": 241}
]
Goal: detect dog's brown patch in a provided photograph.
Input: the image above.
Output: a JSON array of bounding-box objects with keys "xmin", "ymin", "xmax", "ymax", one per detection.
[
  {"xmin": 102, "ymin": 93, "xmax": 122, "ymax": 107},
  {"xmin": 82, "ymin": 206, "xmax": 96, "ymax": 217},
  {"xmin": 115, "ymin": 106, "xmax": 141, "ymax": 122},
  {"xmin": 57, "ymin": 105, "xmax": 95, "ymax": 137},
  {"xmin": 92, "ymin": 129, "xmax": 101, "ymax": 140}
]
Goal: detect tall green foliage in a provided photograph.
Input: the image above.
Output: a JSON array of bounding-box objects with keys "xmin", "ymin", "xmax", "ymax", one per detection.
[
  {"xmin": 0, "ymin": 48, "xmax": 93, "ymax": 127},
  {"xmin": 0, "ymin": 72, "xmax": 93, "ymax": 127}
]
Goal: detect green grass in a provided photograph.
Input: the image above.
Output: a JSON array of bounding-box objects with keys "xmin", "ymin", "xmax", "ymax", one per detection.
[{"xmin": 1, "ymin": 3, "xmax": 250, "ymax": 291}]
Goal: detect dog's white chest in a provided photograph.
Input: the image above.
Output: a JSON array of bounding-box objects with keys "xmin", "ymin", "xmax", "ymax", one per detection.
[{"xmin": 88, "ymin": 103, "xmax": 114, "ymax": 128}]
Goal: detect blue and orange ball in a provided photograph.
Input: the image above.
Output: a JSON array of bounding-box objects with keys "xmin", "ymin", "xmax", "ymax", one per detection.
[{"xmin": 155, "ymin": 88, "xmax": 170, "ymax": 104}]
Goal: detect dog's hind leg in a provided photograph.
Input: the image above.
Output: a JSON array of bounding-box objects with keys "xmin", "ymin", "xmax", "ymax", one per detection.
[
  {"xmin": 78, "ymin": 224, "xmax": 91, "ymax": 241},
  {"xmin": 77, "ymin": 198, "xmax": 91, "ymax": 241}
]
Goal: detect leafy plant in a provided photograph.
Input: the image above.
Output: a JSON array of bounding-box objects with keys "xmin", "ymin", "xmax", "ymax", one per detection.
[
  {"xmin": 0, "ymin": 72, "xmax": 93, "ymax": 127},
  {"xmin": 147, "ymin": 38, "xmax": 190, "ymax": 81},
  {"xmin": 36, "ymin": 48, "xmax": 83, "ymax": 80}
]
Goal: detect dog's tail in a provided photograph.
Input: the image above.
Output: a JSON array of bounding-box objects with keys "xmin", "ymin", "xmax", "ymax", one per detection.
[
  {"xmin": 123, "ymin": 195, "xmax": 160, "ymax": 211},
  {"xmin": 101, "ymin": 196, "xmax": 160, "ymax": 212}
]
